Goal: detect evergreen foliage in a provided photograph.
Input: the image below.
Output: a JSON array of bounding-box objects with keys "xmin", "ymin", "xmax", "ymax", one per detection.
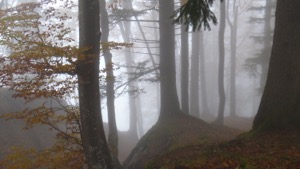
[{"xmin": 172, "ymin": 0, "xmax": 223, "ymax": 31}]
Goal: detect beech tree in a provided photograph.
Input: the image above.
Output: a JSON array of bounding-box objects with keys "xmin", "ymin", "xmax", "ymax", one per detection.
[
  {"xmin": 0, "ymin": 0, "xmax": 129, "ymax": 168},
  {"xmin": 78, "ymin": 0, "xmax": 114, "ymax": 168},
  {"xmin": 99, "ymin": 0, "xmax": 120, "ymax": 166},
  {"xmin": 0, "ymin": 2, "xmax": 86, "ymax": 168}
]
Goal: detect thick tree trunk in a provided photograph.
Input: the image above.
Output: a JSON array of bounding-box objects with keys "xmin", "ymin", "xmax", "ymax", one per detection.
[
  {"xmin": 78, "ymin": 0, "xmax": 114, "ymax": 168},
  {"xmin": 180, "ymin": 25, "xmax": 189, "ymax": 114},
  {"xmin": 216, "ymin": 0, "xmax": 226, "ymax": 125},
  {"xmin": 158, "ymin": 0, "xmax": 181, "ymax": 120},
  {"xmin": 253, "ymin": 0, "xmax": 300, "ymax": 130}
]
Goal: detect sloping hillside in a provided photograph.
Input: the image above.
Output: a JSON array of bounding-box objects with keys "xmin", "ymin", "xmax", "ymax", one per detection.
[
  {"xmin": 123, "ymin": 113, "xmax": 300, "ymax": 169},
  {"xmin": 123, "ymin": 113, "xmax": 241, "ymax": 168}
]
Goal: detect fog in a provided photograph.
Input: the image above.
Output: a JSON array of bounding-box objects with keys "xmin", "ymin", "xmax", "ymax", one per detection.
[
  {"xmin": 99, "ymin": 0, "xmax": 275, "ymax": 133},
  {"xmin": 0, "ymin": 0, "xmax": 276, "ymax": 164}
]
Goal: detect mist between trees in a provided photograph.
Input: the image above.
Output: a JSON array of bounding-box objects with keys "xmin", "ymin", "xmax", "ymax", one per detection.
[{"xmin": 2, "ymin": 0, "xmax": 296, "ymax": 168}]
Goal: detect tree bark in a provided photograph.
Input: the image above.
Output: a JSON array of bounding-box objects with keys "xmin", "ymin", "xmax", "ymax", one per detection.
[
  {"xmin": 78, "ymin": 0, "xmax": 114, "ymax": 168},
  {"xmin": 199, "ymin": 32, "xmax": 210, "ymax": 116},
  {"xmin": 99, "ymin": 0, "xmax": 120, "ymax": 167},
  {"xmin": 190, "ymin": 32, "xmax": 200, "ymax": 118},
  {"xmin": 253, "ymin": 0, "xmax": 300, "ymax": 130},
  {"xmin": 227, "ymin": 0, "xmax": 238, "ymax": 117},
  {"xmin": 158, "ymin": 0, "xmax": 181, "ymax": 120},
  {"xmin": 216, "ymin": 0, "xmax": 226, "ymax": 125},
  {"xmin": 180, "ymin": 25, "xmax": 189, "ymax": 114}
]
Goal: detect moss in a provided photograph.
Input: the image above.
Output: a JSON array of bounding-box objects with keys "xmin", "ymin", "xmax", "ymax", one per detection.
[
  {"xmin": 246, "ymin": 118, "xmax": 286, "ymax": 137},
  {"xmin": 238, "ymin": 129, "xmax": 260, "ymax": 139}
]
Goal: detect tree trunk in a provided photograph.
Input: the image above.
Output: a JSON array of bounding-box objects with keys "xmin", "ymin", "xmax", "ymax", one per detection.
[
  {"xmin": 121, "ymin": 0, "xmax": 139, "ymax": 141},
  {"xmin": 259, "ymin": 0, "xmax": 273, "ymax": 93},
  {"xmin": 136, "ymin": 95, "xmax": 144, "ymax": 137},
  {"xmin": 190, "ymin": 32, "xmax": 200, "ymax": 118},
  {"xmin": 78, "ymin": 0, "xmax": 114, "ymax": 168},
  {"xmin": 99, "ymin": 0, "xmax": 120, "ymax": 167},
  {"xmin": 199, "ymin": 32, "xmax": 210, "ymax": 116},
  {"xmin": 158, "ymin": 0, "xmax": 181, "ymax": 120},
  {"xmin": 180, "ymin": 25, "xmax": 189, "ymax": 114},
  {"xmin": 216, "ymin": 0, "xmax": 226, "ymax": 125},
  {"xmin": 227, "ymin": 1, "xmax": 238, "ymax": 117},
  {"xmin": 253, "ymin": 0, "xmax": 300, "ymax": 130}
]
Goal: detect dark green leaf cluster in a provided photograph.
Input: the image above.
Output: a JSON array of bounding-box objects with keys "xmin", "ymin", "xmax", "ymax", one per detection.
[{"xmin": 173, "ymin": 0, "xmax": 221, "ymax": 31}]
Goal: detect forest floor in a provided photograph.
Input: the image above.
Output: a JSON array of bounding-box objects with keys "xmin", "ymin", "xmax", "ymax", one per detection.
[{"xmin": 122, "ymin": 114, "xmax": 300, "ymax": 169}]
